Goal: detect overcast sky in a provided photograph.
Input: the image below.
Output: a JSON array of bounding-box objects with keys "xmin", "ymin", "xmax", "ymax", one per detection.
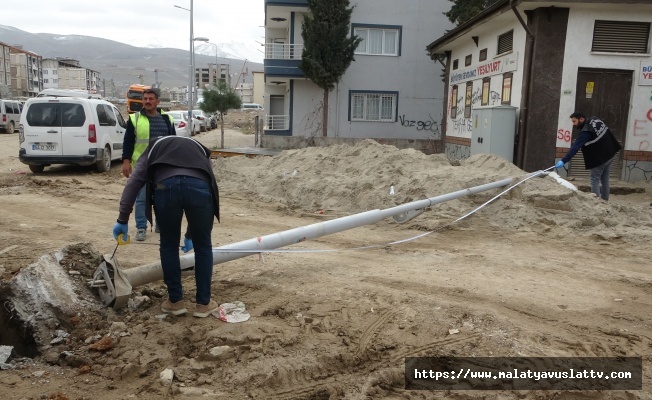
[{"xmin": 0, "ymin": 0, "xmax": 265, "ymax": 61}]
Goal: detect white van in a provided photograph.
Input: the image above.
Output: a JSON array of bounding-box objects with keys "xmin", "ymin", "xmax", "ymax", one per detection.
[
  {"xmin": 18, "ymin": 97, "xmax": 126, "ymax": 173},
  {"xmin": 241, "ymin": 103, "xmax": 263, "ymax": 111},
  {"xmin": 37, "ymin": 89, "xmax": 103, "ymax": 99},
  {"xmin": 0, "ymin": 99, "xmax": 22, "ymax": 133}
]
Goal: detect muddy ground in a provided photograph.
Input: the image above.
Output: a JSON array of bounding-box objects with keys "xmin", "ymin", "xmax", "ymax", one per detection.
[{"xmin": 0, "ymin": 115, "xmax": 651, "ymax": 400}]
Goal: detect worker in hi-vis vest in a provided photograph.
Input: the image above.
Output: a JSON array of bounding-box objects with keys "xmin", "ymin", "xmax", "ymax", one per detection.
[{"xmin": 121, "ymin": 88, "xmax": 176, "ymax": 241}]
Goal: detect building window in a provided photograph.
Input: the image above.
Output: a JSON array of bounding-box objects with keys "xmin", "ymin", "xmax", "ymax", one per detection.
[
  {"xmin": 502, "ymin": 73, "xmax": 512, "ymax": 105},
  {"xmin": 465, "ymin": 54, "xmax": 472, "ymax": 66},
  {"xmin": 453, "ymin": 59, "xmax": 459, "ymax": 70},
  {"xmin": 350, "ymin": 91, "xmax": 398, "ymax": 122},
  {"xmin": 592, "ymin": 20, "xmax": 650, "ymax": 53},
  {"xmin": 497, "ymin": 30, "xmax": 513, "ymax": 55},
  {"xmin": 464, "ymin": 82, "xmax": 473, "ymax": 118},
  {"xmin": 479, "ymin": 48, "xmax": 488, "ymax": 62},
  {"xmin": 353, "ymin": 24, "xmax": 401, "ymax": 56},
  {"xmin": 481, "ymin": 78, "xmax": 490, "ymax": 106},
  {"xmin": 43, "ymin": 70, "xmax": 48, "ymax": 75},
  {"xmin": 450, "ymin": 85, "xmax": 458, "ymax": 119},
  {"xmin": 44, "ymin": 79, "xmax": 49, "ymax": 83}
]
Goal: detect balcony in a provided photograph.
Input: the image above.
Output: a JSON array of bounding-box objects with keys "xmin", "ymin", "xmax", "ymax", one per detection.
[
  {"xmin": 265, "ymin": 0, "xmax": 307, "ymax": 6},
  {"xmin": 265, "ymin": 43, "xmax": 303, "ymax": 60},
  {"xmin": 264, "ymin": 43, "xmax": 305, "ymax": 78},
  {"xmin": 265, "ymin": 114, "xmax": 289, "ymax": 131}
]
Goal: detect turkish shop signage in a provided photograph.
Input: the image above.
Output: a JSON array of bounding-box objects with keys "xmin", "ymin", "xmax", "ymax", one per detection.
[
  {"xmin": 450, "ymin": 52, "xmax": 519, "ymax": 84},
  {"xmin": 639, "ymin": 60, "xmax": 652, "ymax": 86}
]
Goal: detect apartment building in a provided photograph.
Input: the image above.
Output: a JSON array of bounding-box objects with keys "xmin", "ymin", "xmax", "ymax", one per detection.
[
  {"xmin": 195, "ymin": 63, "xmax": 232, "ymax": 90},
  {"xmin": 427, "ymin": 0, "xmax": 652, "ymax": 182},
  {"xmin": 263, "ymin": 0, "xmax": 453, "ymax": 151},
  {"xmin": 10, "ymin": 47, "xmax": 42, "ymax": 98},
  {"xmin": 43, "ymin": 58, "xmax": 101, "ymax": 94},
  {"xmin": 0, "ymin": 41, "xmax": 11, "ymax": 98},
  {"xmin": 42, "ymin": 58, "xmax": 60, "ymax": 89}
]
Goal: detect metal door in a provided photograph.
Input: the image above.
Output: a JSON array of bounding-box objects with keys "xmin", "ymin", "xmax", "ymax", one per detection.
[
  {"xmin": 23, "ymin": 101, "xmax": 64, "ymax": 156},
  {"xmin": 570, "ymin": 68, "xmax": 631, "ymax": 178}
]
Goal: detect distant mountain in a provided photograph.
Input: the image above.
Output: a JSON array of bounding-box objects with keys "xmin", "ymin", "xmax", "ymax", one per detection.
[
  {"xmin": 0, "ymin": 24, "xmax": 263, "ymax": 96},
  {"xmin": 195, "ymin": 42, "xmax": 264, "ymax": 64}
]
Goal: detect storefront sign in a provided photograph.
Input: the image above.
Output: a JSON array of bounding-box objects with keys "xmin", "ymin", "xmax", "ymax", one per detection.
[
  {"xmin": 640, "ymin": 60, "xmax": 652, "ymax": 86},
  {"xmin": 450, "ymin": 52, "xmax": 518, "ymax": 84}
]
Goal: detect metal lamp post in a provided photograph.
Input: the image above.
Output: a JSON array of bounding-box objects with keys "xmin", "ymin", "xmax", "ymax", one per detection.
[
  {"xmin": 174, "ymin": 2, "xmax": 194, "ymax": 119},
  {"xmin": 192, "ymin": 37, "xmax": 209, "ymax": 109},
  {"xmin": 174, "ymin": 2, "xmax": 208, "ymax": 120},
  {"xmin": 209, "ymin": 43, "xmax": 218, "ymax": 86}
]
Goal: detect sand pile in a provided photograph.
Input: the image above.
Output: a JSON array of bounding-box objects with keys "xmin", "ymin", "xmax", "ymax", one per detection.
[{"xmin": 213, "ymin": 140, "xmax": 652, "ymax": 238}]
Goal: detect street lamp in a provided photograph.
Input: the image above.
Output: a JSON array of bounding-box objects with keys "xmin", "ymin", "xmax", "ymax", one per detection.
[
  {"xmin": 209, "ymin": 43, "xmax": 218, "ymax": 86},
  {"xmin": 193, "ymin": 36, "xmax": 209, "ymax": 106},
  {"xmin": 174, "ymin": 2, "xmax": 208, "ymax": 120}
]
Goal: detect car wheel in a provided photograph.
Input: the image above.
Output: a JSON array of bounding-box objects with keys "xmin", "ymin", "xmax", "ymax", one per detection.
[
  {"xmin": 200, "ymin": 125, "xmax": 207, "ymax": 132},
  {"xmin": 29, "ymin": 164, "xmax": 45, "ymax": 173},
  {"xmin": 96, "ymin": 146, "xmax": 111, "ymax": 172},
  {"xmin": 5, "ymin": 121, "xmax": 14, "ymax": 134}
]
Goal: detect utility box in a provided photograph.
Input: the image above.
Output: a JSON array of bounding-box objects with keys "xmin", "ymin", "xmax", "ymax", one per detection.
[{"xmin": 471, "ymin": 106, "xmax": 517, "ymax": 162}]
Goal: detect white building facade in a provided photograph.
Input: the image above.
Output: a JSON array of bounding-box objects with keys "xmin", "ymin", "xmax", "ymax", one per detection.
[
  {"xmin": 42, "ymin": 58, "xmax": 60, "ymax": 89},
  {"xmin": 263, "ymin": 0, "xmax": 453, "ymax": 151},
  {"xmin": 428, "ymin": 0, "xmax": 652, "ymax": 182}
]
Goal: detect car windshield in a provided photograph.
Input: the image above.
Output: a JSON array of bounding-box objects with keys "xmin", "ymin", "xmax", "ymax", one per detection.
[{"xmin": 169, "ymin": 112, "xmax": 185, "ymax": 121}]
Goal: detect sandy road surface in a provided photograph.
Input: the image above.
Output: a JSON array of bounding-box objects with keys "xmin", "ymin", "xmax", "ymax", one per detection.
[{"xmin": 0, "ymin": 125, "xmax": 651, "ymax": 400}]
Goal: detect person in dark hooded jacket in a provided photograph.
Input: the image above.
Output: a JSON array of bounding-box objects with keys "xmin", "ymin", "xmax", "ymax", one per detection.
[
  {"xmin": 113, "ymin": 136, "xmax": 220, "ymax": 317},
  {"xmin": 555, "ymin": 112, "xmax": 621, "ymax": 201}
]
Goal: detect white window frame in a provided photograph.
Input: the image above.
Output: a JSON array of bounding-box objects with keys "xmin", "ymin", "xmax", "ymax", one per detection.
[
  {"xmin": 350, "ymin": 92, "xmax": 397, "ymax": 122},
  {"xmin": 353, "ymin": 24, "xmax": 401, "ymax": 56}
]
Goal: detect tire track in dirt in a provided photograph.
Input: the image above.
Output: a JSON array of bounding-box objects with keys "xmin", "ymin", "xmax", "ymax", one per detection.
[{"xmin": 355, "ymin": 309, "xmax": 399, "ymax": 357}]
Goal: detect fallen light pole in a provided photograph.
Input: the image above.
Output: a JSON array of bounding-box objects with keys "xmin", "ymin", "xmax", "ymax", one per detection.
[{"xmin": 91, "ymin": 178, "xmax": 514, "ymax": 309}]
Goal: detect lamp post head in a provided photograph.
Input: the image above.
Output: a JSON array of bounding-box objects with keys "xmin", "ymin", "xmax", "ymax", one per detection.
[{"xmin": 194, "ymin": 37, "xmax": 210, "ymax": 42}]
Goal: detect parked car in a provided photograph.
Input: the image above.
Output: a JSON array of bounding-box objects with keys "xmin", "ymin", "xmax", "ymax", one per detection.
[
  {"xmin": 241, "ymin": 103, "xmax": 263, "ymax": 111},
  {"xmin": 37, "ymin": 88, "xmax": 103, "ymax": 99},
  {"xmin": 18, "ymin": 96, "xmax": 126, "ymax": 173},
  {"xmin": 208, "ymin": 112, "xmax": 220, "ymax": 129},
  {"xmin": 167, "ymin": 111, "xmax": 199, "ymax": 137},
  {"xmin": 1, "ymin": 99, "xmax": 22, "ymax": 133},
  {"xmin": 192, "ymin": 109, "xmax": 210, "ymax": 132}
]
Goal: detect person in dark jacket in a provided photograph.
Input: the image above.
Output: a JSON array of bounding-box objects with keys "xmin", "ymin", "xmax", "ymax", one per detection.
[
  {"xmin": 113, "ymin": 136, "xmax": 220, "ymax": 317},
  {"xmin": 121, "ymin": 88, "xmax": 176, "ymax": 241},
  {"xmin": 555, "ymin": 112, "xmax": 622, "ymax": 201}
]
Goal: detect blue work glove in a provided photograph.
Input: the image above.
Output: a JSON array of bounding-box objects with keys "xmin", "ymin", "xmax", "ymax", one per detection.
[
  {"xmin": 181, "ymin": 237, "xmax": 194, "ymax": 253},
  {"xmin": 112, "ymin": 222, "xmax": 128, "ymax": 242},
  {"xmin": 554, "ymin": 160, "xmax": 565, "ymax": 169}
]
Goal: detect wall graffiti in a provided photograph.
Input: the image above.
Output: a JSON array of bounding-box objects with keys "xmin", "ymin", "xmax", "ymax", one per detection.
[
  {"xmin": 489, "ymin": 91, "xmax": 502, "ymax": 105},
  {"xmin": 445, "ymin": 143, "xmax": 470, "ymax": 161},
  {"xmin": 448, "ymin": 86, "xmax": 501, "ymax": 136},
  {"xmin": 557, "ymin": 129, "xmax": 572, "ymax": 143},
  {"xmin": 451, "ymin": 114, "xmax": 473, "ymax": 135},
  {"xmin": 624, "ymin": 160, "xmax": 652, "ymax": 182},
  {"xmin": 632, "ymin": 107, "xmax": 652, "ymax": 151},
  {"xmin": 398, "ymin": 114, "xmax": 441, "ymax": 135}
]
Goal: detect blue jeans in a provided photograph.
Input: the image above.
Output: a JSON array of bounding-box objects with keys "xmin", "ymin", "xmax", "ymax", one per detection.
[
  {"xmin": 135, "ymin": 186, "xmax": 147, "ymax": 230},
  {"xmin": 590, "ymin": 156, "xmax": 614, "ymax": 201},
  {"xmin": 153, "ymin": 176, "xmax": 214, "ymax": 305}
]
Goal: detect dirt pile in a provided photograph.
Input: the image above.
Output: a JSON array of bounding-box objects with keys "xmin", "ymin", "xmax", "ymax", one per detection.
[{"xmin": 214, "ymin": 139, "xmax": 652, "ymax": 239}]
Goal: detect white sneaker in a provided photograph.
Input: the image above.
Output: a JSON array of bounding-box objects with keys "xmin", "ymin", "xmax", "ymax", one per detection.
[{"xmin": 135, "ymin": 228, "xmax": 146, "ymax": 241}]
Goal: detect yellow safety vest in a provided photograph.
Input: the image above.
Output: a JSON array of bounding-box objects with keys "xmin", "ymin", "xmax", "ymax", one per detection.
[{"xmin": 129, "ymin": 111, "xmax": 173, "ymax": 165}]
